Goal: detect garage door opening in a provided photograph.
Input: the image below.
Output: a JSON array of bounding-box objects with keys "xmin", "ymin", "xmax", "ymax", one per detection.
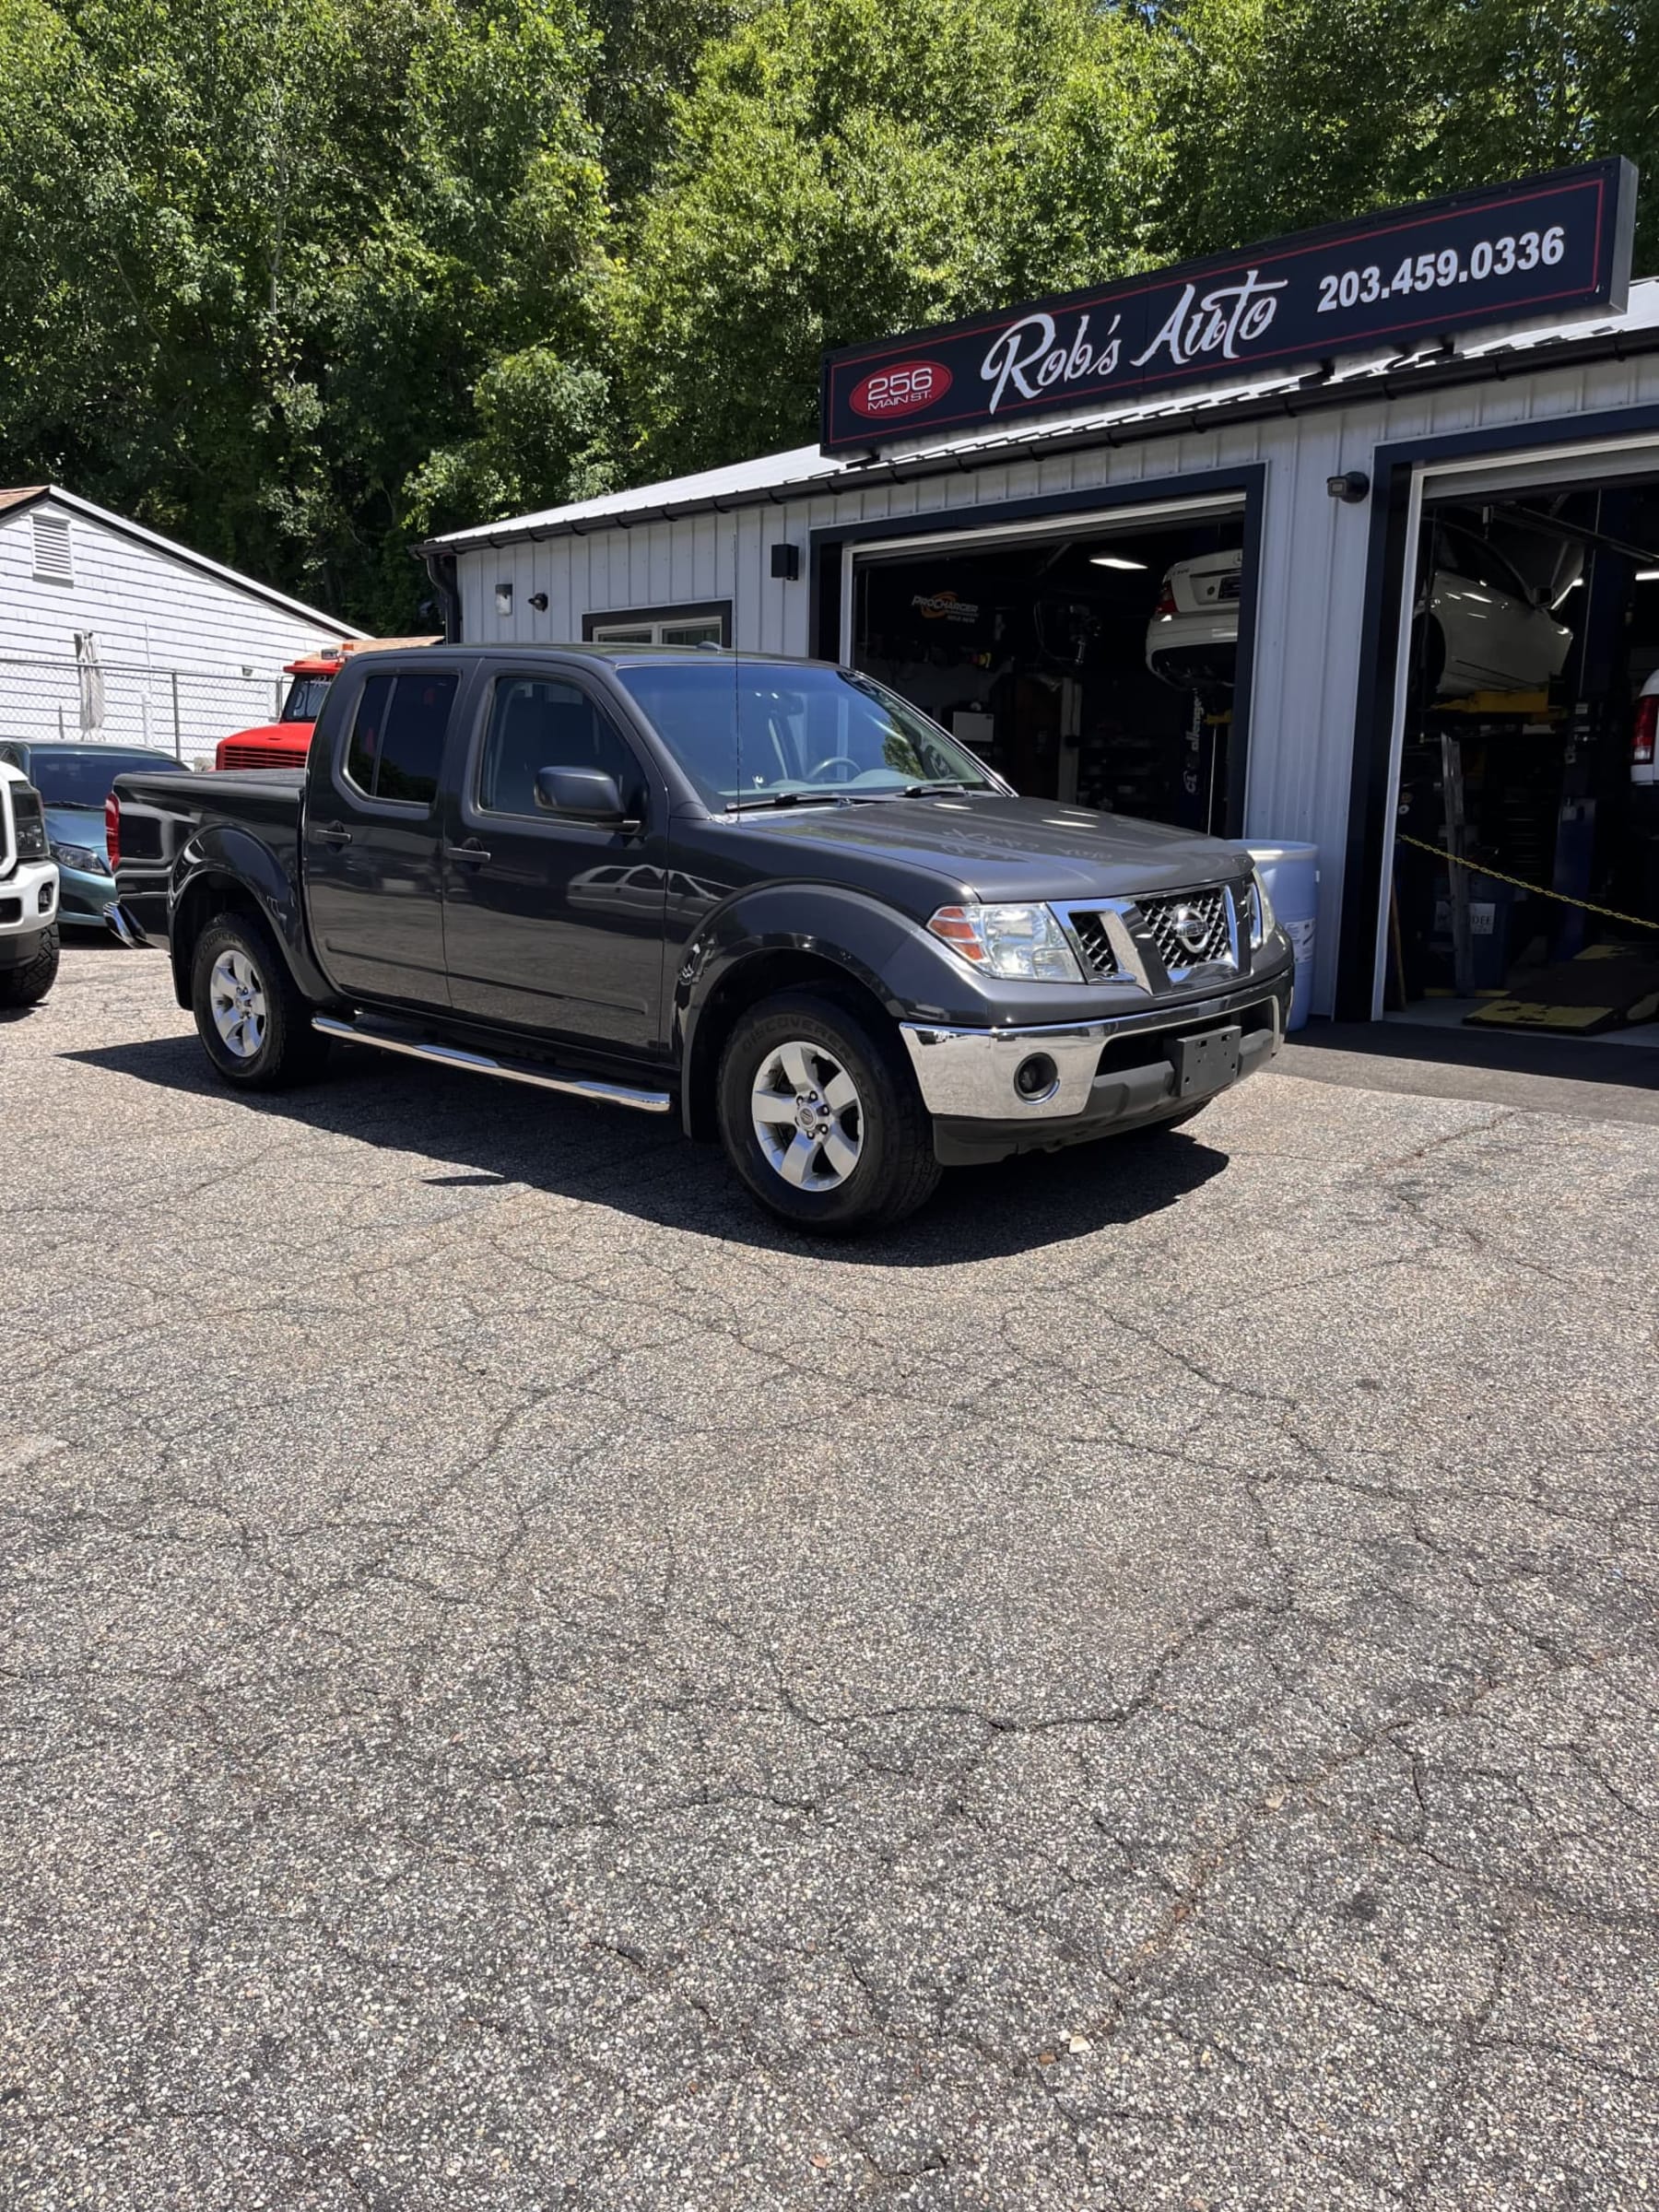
[
  {"xmin": 1382, "ymin": 471, "xmax": 1659, "ymax": 1047},
  {"xmin": 846, "ymin": 502, "xmax": 1251, "ymax": 836}
]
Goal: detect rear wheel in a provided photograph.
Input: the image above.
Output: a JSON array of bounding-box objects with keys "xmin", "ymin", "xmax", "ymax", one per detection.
[
  {"xmin": 717, "ymin": 988, "xmax": 941, "ymax": 1233},
  {"xmin": 191, "ymin": 911, "xmax": 328, "ymax": 1089},
  {"xmin": 0, "ymin": 924, "xmax": 59, "ymax": 1007}
]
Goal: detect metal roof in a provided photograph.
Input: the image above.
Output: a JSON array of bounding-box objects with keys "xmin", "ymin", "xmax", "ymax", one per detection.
[{"xmin": 429, "ymin": 276, "xmax": 1659, "ymax": 555}]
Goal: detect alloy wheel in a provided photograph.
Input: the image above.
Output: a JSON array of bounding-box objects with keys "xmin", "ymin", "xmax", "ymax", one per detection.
[
  {"xmin": 208, "ymin": 947, "xmax": 267, "ymax": 1060},
  {"xmin": 749, "ymin": 1038, "xmax": 865, "ymax": 1191}
]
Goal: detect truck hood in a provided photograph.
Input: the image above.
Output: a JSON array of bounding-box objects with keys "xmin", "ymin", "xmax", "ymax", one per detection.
[{"xmin": 717, "ymin": 793, "xmax": 1249, "ymax": 906}]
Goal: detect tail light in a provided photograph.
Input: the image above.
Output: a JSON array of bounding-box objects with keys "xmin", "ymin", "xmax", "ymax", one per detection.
[
  {"xmin": 1154, "ymin": 579, "xmax": 1178, "ymax": 617},
  {"xmin": 1633, "ymin": 694, "xmax": 1658, "ymax": 770},
  {"xmin": 105, "ymin": 792, "xmax": 121, "ymax": 869}
]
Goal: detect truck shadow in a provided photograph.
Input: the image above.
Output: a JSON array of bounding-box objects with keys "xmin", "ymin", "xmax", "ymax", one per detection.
[{"xmin": 65, "ymin": 1033, "xmax": 1231, "ymax": 1266}]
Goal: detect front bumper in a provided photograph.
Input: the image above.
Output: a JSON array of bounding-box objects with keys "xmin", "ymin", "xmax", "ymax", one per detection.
[
  {"xmin": 55, "ymin": 861, "xmax": 117, "ymax": 922},
  {"xmin": 0, "ymin": 859, "xmax": 57, "ymax": 959},
  {"xmin": 900, "ymin": 969, "xmax": 1289, "ymax": 1165}
]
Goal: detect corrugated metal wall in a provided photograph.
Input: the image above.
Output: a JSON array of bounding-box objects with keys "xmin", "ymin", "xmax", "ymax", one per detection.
[{"xmin": 456, "ymin": 350, "xmax": 1659, "ymax": 1016}]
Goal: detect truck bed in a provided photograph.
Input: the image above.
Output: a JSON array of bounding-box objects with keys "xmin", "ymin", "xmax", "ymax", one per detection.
[{"xmin": 112, "ymin": 767, "xmax": 304, "ymax": 948}]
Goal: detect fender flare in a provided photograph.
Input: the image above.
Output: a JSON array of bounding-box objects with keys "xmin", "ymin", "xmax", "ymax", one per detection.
[
  {"xmin": 169, "ymin": 823, "xmax": 331, "ymax": 1005},
  {"xmin": 675, "ymin": 881, "xmax": 985, "ymax": 1135}
]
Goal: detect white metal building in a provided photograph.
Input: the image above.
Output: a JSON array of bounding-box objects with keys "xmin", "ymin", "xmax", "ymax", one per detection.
[
  {"xmin": 426, "ymin": 266, "xmax": 1659, "ymax": 1030},
  {"xmin": 0, "ymin": 486, "xmax": 364, "ymax": 768}
]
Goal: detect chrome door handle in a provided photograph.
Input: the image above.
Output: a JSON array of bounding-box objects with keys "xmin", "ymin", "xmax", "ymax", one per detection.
[
  {"xmin": 443, "ymin": 841, "xmax": 492, "ymax": 865},
  {"xmin": 316, "ymin": 821, "xmax": 352, "ymax": 846}
]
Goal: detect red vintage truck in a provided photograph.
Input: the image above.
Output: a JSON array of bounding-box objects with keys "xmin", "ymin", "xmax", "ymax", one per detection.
[{"xmin": 215, "ymin": 638, "xmax": 440, "ymax": 771}]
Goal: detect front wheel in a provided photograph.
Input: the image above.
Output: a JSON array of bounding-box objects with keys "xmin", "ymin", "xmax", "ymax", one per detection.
[
  {"xmin": 191, "ymin": 911, "xmax": 329, "ymax": 1089},
  {"xmin": 717, "ymin": 988, "xmax": 941, "ymax": 1233},
  {"xmin": 0, "ymin": 924, "xmax": 59, "ymax": 1007}
]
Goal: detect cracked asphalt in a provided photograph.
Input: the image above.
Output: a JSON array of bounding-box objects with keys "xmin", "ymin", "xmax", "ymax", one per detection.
[{"xmin": 3, "ymin": 944, "xmax": 1656, "ymax": 2211}]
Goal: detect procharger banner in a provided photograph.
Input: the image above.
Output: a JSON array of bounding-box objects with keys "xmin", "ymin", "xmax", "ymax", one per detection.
[{"xmin": 819, "ymin": 160, "xmax": 1636, "ymax": 455}]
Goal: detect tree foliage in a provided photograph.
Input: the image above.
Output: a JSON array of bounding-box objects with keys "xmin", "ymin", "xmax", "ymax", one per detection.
[
  {"xmin": 0, "ymin": 0, "xmax": 611, "ymax": 626},
  {"xmin": 612, "ymin": 0, "xmax": 1165, "ymax": 477},
  {"xmin": 0, "ymin": 0, "xmax": 1654, "ymax": 628}
]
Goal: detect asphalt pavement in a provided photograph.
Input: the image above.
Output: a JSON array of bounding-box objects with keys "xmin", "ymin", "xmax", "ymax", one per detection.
[{"xmin": 3, "ymin": 944, "xmax": 1655, "ymax": 2210}]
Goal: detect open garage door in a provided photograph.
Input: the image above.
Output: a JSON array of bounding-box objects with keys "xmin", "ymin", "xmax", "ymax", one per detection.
[
  {"xmin": 1381, "ymin": 452, "xmax": 1659, "ymax": 1046},
  {"xmin": 845, "ymin": 495, "xmax": 1252, "ymax": 837}
]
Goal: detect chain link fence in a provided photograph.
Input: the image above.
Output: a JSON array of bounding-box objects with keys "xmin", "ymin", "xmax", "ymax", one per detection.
[{"xmin": 0, "ymin": 655, "xmax": 289, "ymax": 772}]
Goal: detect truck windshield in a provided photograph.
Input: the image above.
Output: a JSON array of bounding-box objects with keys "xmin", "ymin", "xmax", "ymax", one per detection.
[
  {"xmin": 613, "ymin": 662, "xmax": 997, "ymax": 809},
  {"xmin": 19, "ymin": 749, "xmax": 189, "ymax": 805},
  {"xmin": 280, "ymin": 677, "xmax": 332, "ymax": 722}
]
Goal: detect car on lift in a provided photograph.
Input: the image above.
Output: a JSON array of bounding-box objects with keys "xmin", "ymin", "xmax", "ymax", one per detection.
[
  {"xmin": 0, "ymin": 741, "xmax": 191, "ymax": 929},
  {"xmin": 1147, "ymin": 530, "xmax": 1576, "ymax": 699},
  {"xmin": 0, "ymin": 759, "xmax": 59, "ymax": 1007},
  {"xmin": 104, "ymin": 645, "xmax": 1295, "ymax": 1234}
]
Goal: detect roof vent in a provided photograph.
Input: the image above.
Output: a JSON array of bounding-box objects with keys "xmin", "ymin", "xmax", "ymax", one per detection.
[{"xmin": 32, "ymin": 511, "xmax": 72, "ymax": 584}]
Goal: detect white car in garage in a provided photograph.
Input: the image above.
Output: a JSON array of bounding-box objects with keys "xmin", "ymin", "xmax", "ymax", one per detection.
[{"xmin": 1147, "ymin": 530, "xmax": 1576, "ymax": 699}]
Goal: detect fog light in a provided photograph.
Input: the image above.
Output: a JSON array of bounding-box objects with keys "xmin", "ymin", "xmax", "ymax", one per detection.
[
  {"xmin": 1015, "ymin": 1053, "xmax": 1058, "ymax": 1100},
  {"xmin": 38, "ymin": 881, "xmax": 54, "ymax": 912}
]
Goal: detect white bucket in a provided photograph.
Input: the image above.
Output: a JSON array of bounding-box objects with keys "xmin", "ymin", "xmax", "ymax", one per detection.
[{"xmin": 1232, "ymin": 841, "xmax": 1319, "ymax": 1031}]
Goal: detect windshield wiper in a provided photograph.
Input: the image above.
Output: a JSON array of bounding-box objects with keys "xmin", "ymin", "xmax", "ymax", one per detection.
[
  {"xmin": 842, "ymin": 781, "xmax": 985, "ymax": 802},
  {"xmin": 724, "ymin": 792, "xmax": 842, "ymax": 813}
]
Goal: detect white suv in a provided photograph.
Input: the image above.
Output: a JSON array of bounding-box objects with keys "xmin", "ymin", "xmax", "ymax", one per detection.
[{"xmin": 0, "ymin": 760, "xmax": 60, "ymax": 1007}]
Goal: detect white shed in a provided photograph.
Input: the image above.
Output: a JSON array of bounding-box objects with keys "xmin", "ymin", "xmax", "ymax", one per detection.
[{"xmin": 0, "ymin": 486, "xmax": 366, "ymax": 768}]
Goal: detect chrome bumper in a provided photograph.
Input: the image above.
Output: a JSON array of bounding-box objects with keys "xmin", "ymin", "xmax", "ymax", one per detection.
[
  {"xmin": 103, "ymin": 900, "xmax": 145, "ymax": 948},
  {"xmin": 899, "ymin": 978, "xmax": 1285, "ymax": 1122}
]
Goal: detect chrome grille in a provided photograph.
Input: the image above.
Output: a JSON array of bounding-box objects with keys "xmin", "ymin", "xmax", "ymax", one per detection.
[
  {"xmin": 1066, "ymin": 910, "xmax": 1118, "ymax": 981},
  {"xmin": 1139, "ymin": 887, "xmax": 1233, "ymax": 974}
]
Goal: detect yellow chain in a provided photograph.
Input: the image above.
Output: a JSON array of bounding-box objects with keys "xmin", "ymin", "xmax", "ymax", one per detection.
[{"xmin": 1394, "ymin": 832, "xmax": 1659, "ymax": 934}]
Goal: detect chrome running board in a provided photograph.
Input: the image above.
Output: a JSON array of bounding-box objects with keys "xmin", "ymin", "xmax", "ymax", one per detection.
[{"xmin": 312, "ymin": 1015, "xmax": 673, "ymax": 1114}]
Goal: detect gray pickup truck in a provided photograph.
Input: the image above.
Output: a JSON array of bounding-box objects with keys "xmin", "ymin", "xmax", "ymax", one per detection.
[{"xmin": 107, "ymin": 645, "xmax": 1292, "ymax": 1231}]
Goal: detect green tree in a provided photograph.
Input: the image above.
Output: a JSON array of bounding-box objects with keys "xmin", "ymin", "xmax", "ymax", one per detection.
[
  {"xmin": 1151, "ymin": 0, "xmax": 1659, "ymax": 271},
  {"xmin": 612, "ymin": 0, "xmax": 1168, "ymax": 478},
  {"xmin": 0, "ymin": 0, "xmax": 614, "ymax": 627}
]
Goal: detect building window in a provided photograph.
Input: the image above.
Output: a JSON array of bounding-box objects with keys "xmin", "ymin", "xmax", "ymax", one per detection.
[
  {"xmin": 583, "ymin": 601, "xmax": 731, "ymax": 648},
  {"xmin": 32, "ymin": 512, "xmax": 73, "ymax": 584}
]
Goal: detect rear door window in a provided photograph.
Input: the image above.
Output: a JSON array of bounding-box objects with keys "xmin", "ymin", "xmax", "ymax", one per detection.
[{"xmin": 344, "ymin": 671, "xmax": 457, "ymax": 806}]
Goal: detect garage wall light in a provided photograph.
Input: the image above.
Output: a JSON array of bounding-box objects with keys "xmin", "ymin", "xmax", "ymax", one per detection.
[
  {"xmin": 1326, "ymin": 471, "xmax": 1371, "ymax": 503},
  {"xmin": 770, "ymin": 543, "xmax": 801, "ymax": 581},
  {"xmin": 1638, "ymin": 569, "xmax": 1659, "ymax": 583},
  {"xmin": 528, "ymin": 592, "xmax": 549, "ymax": 611},
  {"xmin": 1089, "ymin": 553, "xmax": 1147, "ymax": 571},
  {"xmin": 494, "ymin": 582, "xmax": 512, "ymax": 616}
]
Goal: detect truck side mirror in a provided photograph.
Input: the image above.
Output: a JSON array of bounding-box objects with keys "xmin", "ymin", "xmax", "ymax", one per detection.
[{"xmin": 534, "ymin": 767, "xmax": 631, "ymax": 825}]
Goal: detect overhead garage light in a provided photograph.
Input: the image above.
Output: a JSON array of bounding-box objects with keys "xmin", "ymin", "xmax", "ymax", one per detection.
[
  {"xmin": 1089, "ymin": 553, "xmax": 1147, "ymax": 571},
  {"xmin": 1639, "ymin": 569, "xmax": 1659, "ymax": 582}
]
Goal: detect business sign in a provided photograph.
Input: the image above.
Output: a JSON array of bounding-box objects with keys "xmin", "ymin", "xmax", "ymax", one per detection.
[{"xmin": 819, "ymin": 159, "xmax": 1636, "ymax": 453}]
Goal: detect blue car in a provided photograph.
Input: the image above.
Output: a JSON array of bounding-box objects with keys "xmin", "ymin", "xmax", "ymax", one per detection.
[{"xmin": 0, "ymin": 741, "xmax": 193, "ymax": 928}]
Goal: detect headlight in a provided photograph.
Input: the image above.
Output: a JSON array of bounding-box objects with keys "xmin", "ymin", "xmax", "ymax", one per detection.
[
  {"xmin": 926, "ymin": 902, "xmax": 1084, "ymax": 982},
  {"xmin": 1249, "ymin": 868, "xmax": 1277, "ymax": 948},
  {"xmin": 50, "ymin": 840, "xmax": 108, "ymax": 874}
]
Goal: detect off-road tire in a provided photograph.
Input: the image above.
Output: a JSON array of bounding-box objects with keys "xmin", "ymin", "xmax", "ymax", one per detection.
[
  {"xmin": 0, "ymin": 924, "xmax": 59, "ymax": 1008},
  {"xmin": 191, "ymin": 910, "xmax": 330, "ymax": 1090},
  {"xmin": 717, "ymin": 987, "xmax": 941, "ymax": 1234}
]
